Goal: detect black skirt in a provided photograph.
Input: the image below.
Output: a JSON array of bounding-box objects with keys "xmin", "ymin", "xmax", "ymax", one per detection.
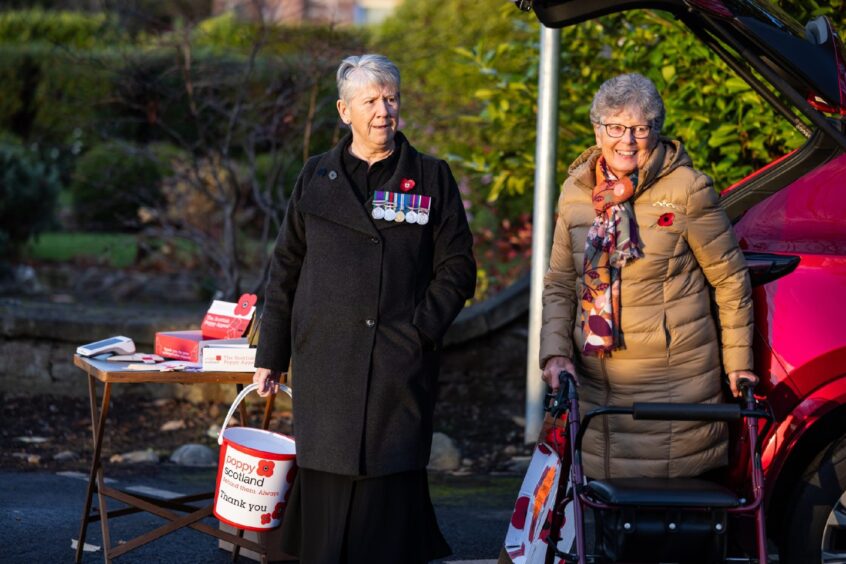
[{"xmin": 279, "ymin": 467, "xmax": 451, "ymax": 564}]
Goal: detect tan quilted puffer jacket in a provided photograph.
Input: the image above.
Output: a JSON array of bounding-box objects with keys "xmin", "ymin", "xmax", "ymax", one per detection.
[{"xmin": 540, "ymin": 139, "xmax": 753, "ymax": 479}]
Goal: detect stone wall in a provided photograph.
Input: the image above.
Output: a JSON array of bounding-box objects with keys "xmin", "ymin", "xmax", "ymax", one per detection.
[
  {"xmin": 0, "ymin": 298, "xmax": 205, "ymax": 398},
  {"xmin": 0, "ymin": 276, "xmax": 531, "ymax": 406}
]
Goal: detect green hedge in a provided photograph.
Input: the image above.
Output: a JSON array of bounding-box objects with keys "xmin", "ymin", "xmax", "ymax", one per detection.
[
  {"xmin": 0, "ymin": 44, "xmax": 116, "ymax": 143},
  {"xmin": 0, "ymin": 9, "xmax": 365, "ymax": 148},
  {"xmin": 0, "ymin": 9, "xmax": 126, "ymax": 48},
  {"xmin": 194, "ymin": 13, "xmax": 367, "ymax": 56},
  {"xmin": 0, "ymin": 45, "xmax": 26, "ymax": 128}
]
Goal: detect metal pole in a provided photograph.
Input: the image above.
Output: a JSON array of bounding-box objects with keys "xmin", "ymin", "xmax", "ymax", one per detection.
[{"xmin": 525, "ymin": 25, "xmax": 560, "ymax": 443}]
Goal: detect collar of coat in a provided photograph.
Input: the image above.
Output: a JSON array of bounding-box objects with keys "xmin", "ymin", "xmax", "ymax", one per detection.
[
  {"xmin": 567, "ymin": 137, "xmax": 693, "ymax": 199},
  {"xmin": 298, "ymin": 131, "xmax": 425, "ymax": 237}
]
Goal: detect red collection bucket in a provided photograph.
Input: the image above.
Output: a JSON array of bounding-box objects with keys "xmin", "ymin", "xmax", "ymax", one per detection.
[{"xmin": 213, "ymin": 383, "xmax": 297, "ymax": 531}]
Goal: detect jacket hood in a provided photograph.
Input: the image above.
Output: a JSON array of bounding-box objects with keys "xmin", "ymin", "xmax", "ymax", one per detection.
[{"xmin": 567, "ymin": 137, "xmax": 693, "ymax": 197}]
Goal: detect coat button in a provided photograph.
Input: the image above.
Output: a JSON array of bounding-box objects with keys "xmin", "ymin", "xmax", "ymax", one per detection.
[
  {"xmin": 370, "ymin": 237, "xmax": 380, "ymax": 244},
  {"xmin": 328, "ymin": 170, "xmax": 338, "ymax": 180},
  {"xmin": 365, "ymin": 319, "xmax": 376, "ymax": 328}
]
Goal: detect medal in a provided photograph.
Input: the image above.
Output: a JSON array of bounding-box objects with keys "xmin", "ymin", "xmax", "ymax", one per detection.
[
  {"xmin": 384, "ymin": 191, "xmax": 397, "ymax": 221},
  {"xmin": 371, "ymin": 191, "xmax": 388, "ymax": 220},
  {"xmin": 394, "ymin": 193, "xmax": 407, "ymax": 222},
  {"xmin": 417, "ymin": 195, "xmax": 431, "ymax": 225},
  {"xmin": 405, "ymin": 211, "xmax": 418, "ymax": 224}
]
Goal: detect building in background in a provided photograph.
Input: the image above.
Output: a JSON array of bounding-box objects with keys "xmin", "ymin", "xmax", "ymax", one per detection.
[{"xmin": 212, "ymin": 0, "xmax": 401, "ymax": 26}]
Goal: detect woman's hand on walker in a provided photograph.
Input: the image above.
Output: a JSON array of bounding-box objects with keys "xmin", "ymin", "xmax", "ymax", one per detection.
[
  {"xmin": 542, "ymin": 356, "xmax": 578, "ymax": 391},
  {"xmin": 728, "ymin": 370, "xmax": 758, "ymax": 398},
  {"xmin": 253, "ymin": 367, "xmax": 284, "ymax": 397}
]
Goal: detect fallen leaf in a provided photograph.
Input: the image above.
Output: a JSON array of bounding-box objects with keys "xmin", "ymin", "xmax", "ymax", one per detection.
[{"xmin": 159, "ymin": 419, "xmax": 186, "ymax": 432}]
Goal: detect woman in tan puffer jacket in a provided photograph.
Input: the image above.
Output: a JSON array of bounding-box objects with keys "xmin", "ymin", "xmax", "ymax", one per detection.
[{"xmin": 540, "ymin": 73, "xmax": 756, "ymax": 480}]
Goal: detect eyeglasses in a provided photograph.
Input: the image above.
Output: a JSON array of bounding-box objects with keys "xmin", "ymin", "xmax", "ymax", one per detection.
[{"xmin": 598, "ymin": 122, "xmax": 652, "ymax": 139}]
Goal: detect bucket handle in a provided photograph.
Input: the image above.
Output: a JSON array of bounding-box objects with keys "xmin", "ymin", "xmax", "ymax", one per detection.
[{"xmin": 218, "ymin": 382, "xmax": 292, "ymax": 446}]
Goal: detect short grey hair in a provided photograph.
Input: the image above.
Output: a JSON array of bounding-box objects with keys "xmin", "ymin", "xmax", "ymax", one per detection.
[
  {"xmin": 336, "ymin": 54, "xmax": 400, "ymax": 102},
  {"xmin": 590, "ymin": 73, "xmax": 665, "ymax": 134}
]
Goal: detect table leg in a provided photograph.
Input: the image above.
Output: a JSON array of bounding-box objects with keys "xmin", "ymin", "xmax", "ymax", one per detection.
[
  {"xmin": 75, "ymin": 376, "xmax": 111, "ymax": 563},
  {"xmin": 98, "ymin": 489, "xmax": 266, "ymax": 557}
]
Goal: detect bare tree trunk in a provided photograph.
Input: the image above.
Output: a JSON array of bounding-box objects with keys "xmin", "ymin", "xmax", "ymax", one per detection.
[{"xmin": 302, "ymin": 82, "xmax": 319, "ymax": 162}]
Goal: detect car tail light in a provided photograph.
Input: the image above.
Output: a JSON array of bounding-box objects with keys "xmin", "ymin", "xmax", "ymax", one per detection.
[{"xmin": 743, "ymin": 251, "xmax": 800, "ymax": 287}]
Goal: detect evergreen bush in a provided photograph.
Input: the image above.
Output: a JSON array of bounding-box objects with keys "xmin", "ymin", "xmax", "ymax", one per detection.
[
  {"xmin": 70, "ymin": 141, "xmax": 164, "ymax": 231},
  {"xmin": 0, "ymin": 140, "xmax": 60, "ymax": 259}
]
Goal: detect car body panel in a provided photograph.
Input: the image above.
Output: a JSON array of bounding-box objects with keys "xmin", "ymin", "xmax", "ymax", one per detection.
[
  {"xmin": 748, "ymin": 262, "xmax": 846, "ymax": 414},
  {"xmin": 734, "ymin": 153, "xmax": 846, "ymax": 256},
  {"xmin": 760, "ymin": 374, "xmax": 846, "ymax": 501}
]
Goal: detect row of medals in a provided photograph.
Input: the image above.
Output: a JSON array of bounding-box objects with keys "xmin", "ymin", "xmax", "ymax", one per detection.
[{"xmin": 372, "ymin": 206, "xmax": 429, "ymax": 225}]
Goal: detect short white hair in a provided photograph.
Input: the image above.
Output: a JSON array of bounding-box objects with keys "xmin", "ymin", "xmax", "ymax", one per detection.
[
  {"xmin": 590, "ymin": 73, "xmax": 665, "ymax": 134},
  {"xmin": 336, "ymin": 54, "xmax": 400, "ymax": 102}
]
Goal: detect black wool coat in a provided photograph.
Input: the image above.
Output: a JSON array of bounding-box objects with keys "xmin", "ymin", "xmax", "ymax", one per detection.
[{"xmin": 255, "ymin": 132, "xmax": 476, "ymax": 477}]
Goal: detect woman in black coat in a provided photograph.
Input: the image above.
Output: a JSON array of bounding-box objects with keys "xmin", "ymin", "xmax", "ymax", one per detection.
[{"xmin": 253, "ymin": 53, "xmax": 476, "ymax": 563}]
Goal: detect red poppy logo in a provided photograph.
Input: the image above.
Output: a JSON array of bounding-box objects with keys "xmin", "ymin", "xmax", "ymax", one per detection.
[
  {"xmin": 658, "ymin": 212, "xmax": 675, "ymax": 227},
  {"xmin": 257, "ymin": 460, "xmax": 275, "ymax": 477},
  {"xmin": 272, "ymin": 502, "xmax": 284, "ymax": 519},
  {"xmin": 234, "ymin": 293, "xmax": 257, "ymax": 316},
  {"xmin": 400, "ymin": 178, "xmax": 416, "ymax": 192},
  {"xmin": 261, "ymin": 512, "xmax": 271, "ymax": 525},
  {"xmin": 511, "ymin": 495, "xmax": 530, "ymax": 528}
]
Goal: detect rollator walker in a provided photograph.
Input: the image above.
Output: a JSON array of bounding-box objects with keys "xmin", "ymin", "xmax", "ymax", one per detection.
[{"xmin": 545, "ymin": 371, "xmax": 773, "ymax": 563}]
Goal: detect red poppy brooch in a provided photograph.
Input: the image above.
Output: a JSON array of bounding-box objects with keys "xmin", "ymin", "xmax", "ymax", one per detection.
[
  {"xmin": 657, "ymin": 212, "xmax": 675, "ymax": 227},
  {"xmin": 233, "ymin": 293, "xmax": 258, "ymax": 316},
  {"xmin": 400, "ymin": 178, "xmax": 416, "ymax": 192}
]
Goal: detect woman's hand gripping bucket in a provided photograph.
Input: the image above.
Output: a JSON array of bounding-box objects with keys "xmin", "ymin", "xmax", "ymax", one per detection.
[{"xmin": 213, "ymin": 383, "xmax": 297, "ymax": 531}]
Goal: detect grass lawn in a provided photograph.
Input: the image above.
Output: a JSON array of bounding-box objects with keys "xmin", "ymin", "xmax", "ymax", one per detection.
[
  {"xmin": 429, "ymin": 473, "xmax": 522, "ymax": 508},
  {"xmin": 25, "ymin": 232, "xmax": 137, "ymax": 268}
]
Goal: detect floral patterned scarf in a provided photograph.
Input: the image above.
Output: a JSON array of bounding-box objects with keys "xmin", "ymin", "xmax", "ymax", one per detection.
[{"xmin": 581, "ymin": 156, "xmax": 642, "ymax": 357}]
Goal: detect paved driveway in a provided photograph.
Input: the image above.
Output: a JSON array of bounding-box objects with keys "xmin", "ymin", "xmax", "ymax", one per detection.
[{"xmin": 0, "ymin": 468, "xmax": 518, "ymax": 563}]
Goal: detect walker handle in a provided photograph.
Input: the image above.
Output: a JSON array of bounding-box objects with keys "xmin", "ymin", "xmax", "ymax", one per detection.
[
  {"xmin": 217, "ymin": 382, "xmax": 292, "ymax": 446},
  {"xmin": 738, "ymin": 376, "xmax": 757, "ymax": 404}
]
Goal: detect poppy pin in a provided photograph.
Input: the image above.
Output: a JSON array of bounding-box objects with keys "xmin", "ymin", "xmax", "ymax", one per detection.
[
  {"xmin": 658, "ymin": 212, "xmax": 675, "ymax": 227},
  {"xmin": 233, "ymin": 293, "xmax": 258, "ymax": 316},
  {"xmin": 400, "ymin": 178, "xmax": 416, "ymax": 192}
]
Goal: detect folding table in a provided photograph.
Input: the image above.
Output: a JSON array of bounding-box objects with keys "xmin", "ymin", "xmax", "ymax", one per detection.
[{"xmin": 72, "ymin": 354, "xmax": 277, "ymax": 563}]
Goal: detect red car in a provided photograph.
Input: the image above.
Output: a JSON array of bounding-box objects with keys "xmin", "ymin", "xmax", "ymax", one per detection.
[{"xmin": 522, "ymin": 0, "xmax": 846, "ymax": 560}]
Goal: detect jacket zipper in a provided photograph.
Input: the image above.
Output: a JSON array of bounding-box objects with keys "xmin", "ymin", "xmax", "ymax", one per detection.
[{"xmin": 601, "ymin": 357, "xmax": 611, "ymax": 478}]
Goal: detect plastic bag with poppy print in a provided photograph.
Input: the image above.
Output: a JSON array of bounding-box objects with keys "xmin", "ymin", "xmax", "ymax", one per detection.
[{"xmin": 502, "ymin": 414, "xmax": 575, "ymax": 563}]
